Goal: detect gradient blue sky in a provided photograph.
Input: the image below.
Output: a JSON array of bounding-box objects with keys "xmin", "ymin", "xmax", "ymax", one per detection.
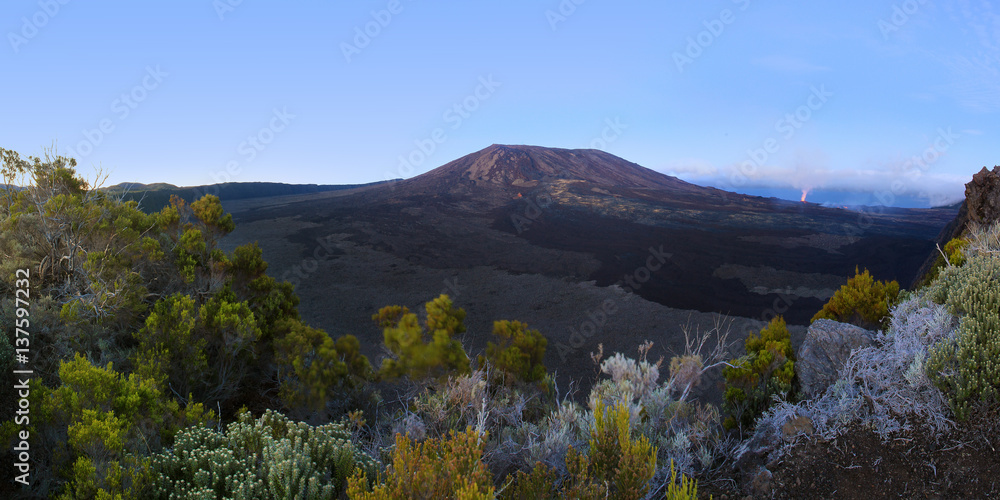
[{"xmin": 3, "ymin": 1, "xmax": 997, "ymax": 206}]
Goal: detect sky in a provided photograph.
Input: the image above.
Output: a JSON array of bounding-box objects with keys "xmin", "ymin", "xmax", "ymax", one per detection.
[{"xmin": 2, "ymin": 1, "xmax": 998, "ymax": 207}]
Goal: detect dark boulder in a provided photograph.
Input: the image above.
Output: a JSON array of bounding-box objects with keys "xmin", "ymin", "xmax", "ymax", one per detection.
[{"xmin": 795, "ymin": 319, "xmax": 876, "ymax": 399}]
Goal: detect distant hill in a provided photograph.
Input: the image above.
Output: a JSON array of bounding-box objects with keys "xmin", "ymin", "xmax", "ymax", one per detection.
[{"xmin": 101, "ymin": 180, "xmax": 394, "ymax": 213}]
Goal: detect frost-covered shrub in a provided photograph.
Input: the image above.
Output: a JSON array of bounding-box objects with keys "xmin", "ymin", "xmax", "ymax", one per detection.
[
  {"xmin": 588, "ymin": 352, "xmax": 660, "ymax": 423},
  {"xmin": 152, "ymin": 409, "xmax": 376, "ymax": 499},
  {"xmin": 746, "ymin": 292, "xmax": 957, "ymax": 463}
]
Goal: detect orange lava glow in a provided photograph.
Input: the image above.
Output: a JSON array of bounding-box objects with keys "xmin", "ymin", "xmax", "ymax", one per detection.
[{"xmin": 800, "ymin": 190, "xmax": 808, "ymax": 203}]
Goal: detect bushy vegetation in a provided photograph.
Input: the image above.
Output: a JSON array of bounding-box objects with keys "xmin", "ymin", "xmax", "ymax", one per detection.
[
  {"xmin": 483, "ymin": 319, "xmax": 548, "ymax": 386},
  {"xmin": 925, "ymin": 223, "xmax": 1000, "ymax": 420},
  {"xmin": 374, "ymin": 295, "xmax": 471, "ymax": 381},
  {"xmin": 0, "ymin": 148, "xmax": 374, "ymax": 497},
  {"xmin": 347, "ymin": 427, "xmax": 494, "ymax": 499},
  {"xmin": 811, "ymin": 266, "xmax": 900, "ymax": 331},
  {"xmin": 152, "ymin": 409, "xmax": 376, "ymax": 499},
  {"xmin": 722, "ymin": 316, "xmax": 795, "ymax": 432}
]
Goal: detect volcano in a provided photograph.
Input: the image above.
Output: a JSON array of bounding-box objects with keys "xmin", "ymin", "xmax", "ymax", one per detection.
[{"xmin": 403, "ymin": 144, "xmax": 705, "ymax": 192}]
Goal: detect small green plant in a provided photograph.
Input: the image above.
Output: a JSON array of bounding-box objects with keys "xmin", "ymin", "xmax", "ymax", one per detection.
[
  {"xmin": 588, "ymin": 401, "xmax": 658, "ymax": 500},
  {"xmin": 915, "ymin": 237, "xmax": 970, "ymax": 289},
  {"xmin": 375, "ymin": 294, "xmax": 471, "ymax": 381},
  {"xmin": 273, "ymin": 317, "xmax": 371, "ymax": 413},
  {"xmin": 483, "ymin": 319, "xmax": 548, "ymax": 385},
  {"xmin": 812, "ymin": 266, "xmax": 900, "ymax": 330},
  {"xmin": 664, "ymin": 459, "xmax": 701, "ymax": 500},
  {"xmin": 347, "ymin": 427, "xmax": 494, "ymax": 500},
  {"xmin": 723, "ymin": 316, "xmax": 795, "ymax": 431}
]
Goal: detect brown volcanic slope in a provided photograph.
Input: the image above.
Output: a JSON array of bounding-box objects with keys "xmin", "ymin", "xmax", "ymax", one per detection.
[
  {"xmin": 219, "ymin": 144, "xmax": 956, "ymax": 387},
  {"xmin": 403, "ymin": 144, "xmax": 711, "ymax": 193}
]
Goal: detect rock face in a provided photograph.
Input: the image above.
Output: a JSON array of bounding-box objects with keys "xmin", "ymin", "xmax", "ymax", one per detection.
[
  {"xmin": 966, "ymin": 165, "xmax": 1000, "ymax": 226},
  {"xmin": 910, "ymin": 165, "xmax": 1000, "ymax": 289},
  {"xmin": 795, "ymin": 319, "xmax": 876, "ymax": 399}
]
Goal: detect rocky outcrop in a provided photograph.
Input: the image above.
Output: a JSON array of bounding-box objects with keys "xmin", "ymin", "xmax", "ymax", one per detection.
[
  {"xmin": 966, "ymin": 165, "xmax": 1000, "ymax": 226},
  {"xmin": 795, "ymin": 319, "xmax": 876, "ymax": 399},
  {"xmin": 912, "ymin": 165, "xmax": 1000, "ymax": 288}
]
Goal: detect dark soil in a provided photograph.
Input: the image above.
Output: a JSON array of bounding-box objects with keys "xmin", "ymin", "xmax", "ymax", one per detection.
[{"xmin": 703, "ymin": 406, "xmax": 1000, "ymax": 499}]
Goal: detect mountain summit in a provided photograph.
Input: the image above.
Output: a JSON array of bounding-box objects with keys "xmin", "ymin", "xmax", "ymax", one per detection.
[{"xmin": 401, "ymin": 144, "xmax": 701, "ymax": 195}]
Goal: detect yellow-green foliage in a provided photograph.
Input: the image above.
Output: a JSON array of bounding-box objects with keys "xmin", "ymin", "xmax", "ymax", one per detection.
[
  {"xmin": 274, "ymin": 318, "xmax": 371, "ymax": 412},
  {"xmin": 152, "ymin": 409, "xmax": 374, "ymax": 499},
  {"xmin": 916, "ymin": 237, "xmax": 969, "ymax": 289},
  {"xmin": 588, "ymin": 401, "xmax": 658, "ymax": 500},
  {"xmin": 37, "ymin": 354, "xmax": 212, "ymax": 498},
  {"xmin": 723, "ymin": 316, "xmax": 795, "ymax": 431},
  {"xmin": 664, "ymin": 459, "xmax": 701, "ymax": 500},
  {"xmin": 347, "ymin": 427, "xmax": 494, "ymax": 500},
  {"xmin": 501, "ymin": 461, "xmax": 559, "ymax": 500},
  {"xmin": 484, "ymin": 319, "xmax": 548, "ymax": 385},
  {"xmin": 133, "ymin": 293, "xmax": 262, "ymax": 404},
  {"xmin": 375, "ymin": 294, "xmax": 471, "ymax": 381},
  {"xmin": 926, "ymin": 253, "xmax": 1000, "ymax": 420},
  {"xmin": 812, "ymin": 266, "xmax": 900, "ymax": 331}
]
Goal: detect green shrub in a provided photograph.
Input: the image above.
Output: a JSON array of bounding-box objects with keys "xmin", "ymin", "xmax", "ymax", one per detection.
[
  {"xmin": 375, "ymin": 294, "xmax": 471, "ymax": 381},
  {"xmin": 915, "ymin": 237, "xmax": 970, "ymax": 289},
  {"xmin": 133, "ymin": 293, "xmax": 262, "ymax": 405},
  {"xmin": 274, "ymin": 317, "xmax": 371, "ymax": 413},
  {"xmin": 347, "ymin": 427, "xmax": 494, "ymax": 500},
  {"xmin": 34, "ymin": 353, "xmax": 212, "ymax": 498},
  {"xmin": 483, "ymin": 319, "xmax": 548, "ymax": 385},
  {"xmin": 500, "ymin": 461, "xmax": 559, "ymax": 500},
  {"xmin": 926, "ymin": 253, "xmax": 1000, "ymax": 420},
  {"xmin": 812, "ymin": 266, "xmax": 900, "ymax": 330},
  {"xmin": 587, "ymin": 401, "xmax": 657, "ymax": 500},
  {"xmin": 664, "ymin": 459, "xmax": 701, "ymax": 500},
  {"xmin": 152, "ymin": 409, "xmax": 375, "ymax": 499},
  {"xmin": 723, "ymin": 316, "xmax": 795, "ymax": 431}
]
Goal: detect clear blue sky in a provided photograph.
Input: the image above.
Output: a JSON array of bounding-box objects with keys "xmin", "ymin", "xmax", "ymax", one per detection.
[{"xmin": 3, "ymin": 1, "xmax": 997, "ymax": 206}]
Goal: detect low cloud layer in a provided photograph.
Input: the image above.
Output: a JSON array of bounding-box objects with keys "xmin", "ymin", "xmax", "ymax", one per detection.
[{"xmin": 664, "ymin": 159, "xmax": 969, "ymax": 208}]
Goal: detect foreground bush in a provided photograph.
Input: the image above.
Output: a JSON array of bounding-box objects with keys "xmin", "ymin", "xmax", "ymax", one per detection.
[
  {"xmin": 347, "ymin": 427, "xmax": 494, "ymax": 500},
  {"xmin": 812, "ymin": 267, "xmax": 900, "ymax": 331},
  {"xmin": 723, "ymin": 316, "xmax": 795, "ymax": 432},
  {"xmin": 31, "ymin": 354, "xmax": 213, "ymax": 498},
  {"xmin": 588, "ymin": 401, "xmax": 657, "ymax": 499},
  {"xmin": 152, "ymin": 409, "xmax": 376, "ymax": 499},
  {"xmin": 926, "ymin": 252, "xmax": 1000, "ymax": 420}
]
